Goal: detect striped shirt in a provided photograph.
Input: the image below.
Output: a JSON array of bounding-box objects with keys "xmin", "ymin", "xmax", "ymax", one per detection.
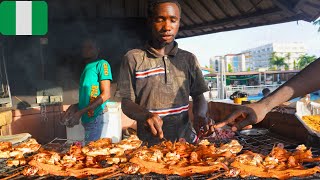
[{"xmin": 118, "ymin": 41, "xmax": 208, "ymax": 145}]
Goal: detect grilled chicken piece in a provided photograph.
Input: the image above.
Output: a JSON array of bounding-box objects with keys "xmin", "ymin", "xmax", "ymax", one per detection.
[
  {"xmin": 28, "ymin": 159, "xmax": 118, "ymax": 178},
  {"xmin": 82, "ymin": 138, "xmax": 112, "ymax": 157},
  {"xmin": 14, "ymin": 138, "xmax": 41, "ymax": 154},
  {"xmin": 0, "ymin": 139, "xmax": 40, "ymax": 159},
  {"xmin": 116, "ymin": 135, "xmax": 142, "ymax": 150},
  {"xmin": 7, "ymin": 157, "xmax": 27, "ymax": 167},
  {"xmin": 122, "ymin": 163, "xmax": 140, "ymax": 174},
  {"xmin": 216, "ymin": 140, "xmax": 243, "ymax": 154},
  {"xmin": 0, "ymin": 150, "xmax": 10, "ymax": 158},
  {"xmin": 0, "ymin": 142, "xmax": 12, "ymax": 151},
  {"xmin": 231, "ymin": 160, "xmax": 320, "ymax": 179},
  {"xmin": 23, "ymin": 166, "xmax": 39, "ymax": 176}
]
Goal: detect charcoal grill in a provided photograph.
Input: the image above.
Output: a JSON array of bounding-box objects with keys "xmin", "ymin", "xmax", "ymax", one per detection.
[{"xmin": 1, "ymin": 131, "xmax": 320, "ymax": 180}]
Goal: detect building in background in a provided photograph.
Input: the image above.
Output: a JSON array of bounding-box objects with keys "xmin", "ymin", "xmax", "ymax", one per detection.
[
  {"xmin": 243, "ymin": 42, "xmax": 306, "ymax": 71},
  {"xmin": 225, "ymin": 53, "xmax": 247, "ymax": 72},
  {"xmin": 210, "ymin": 56, "xmax": 223, "ymax": 72},
  {"xmin": 211, "ymin": 54, "xmax": 247, "ymax": 73}
]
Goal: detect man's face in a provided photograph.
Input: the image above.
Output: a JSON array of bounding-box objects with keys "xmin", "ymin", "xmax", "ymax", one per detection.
[
  {"xmin": 151, "ymin": 2, "xmax": 180, "ymax": 45},
  {"xmin": 81, "ymin": 39, "xmax": 98, "ymax": 60}
]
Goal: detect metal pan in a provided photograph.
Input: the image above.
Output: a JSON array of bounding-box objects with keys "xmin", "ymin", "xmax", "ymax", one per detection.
[{"xmin": 240, "ymin": 128, "xmax": 269, "ymax": 136}]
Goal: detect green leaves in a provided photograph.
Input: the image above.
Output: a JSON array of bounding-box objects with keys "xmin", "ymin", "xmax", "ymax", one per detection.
[
  {"xmin": 228, "ymin": 63, "xmax": 233, "ymax": 72},
  {"xmin": 269, "ymin": 52, "xmax": 288, "ymax": 70},
  {"xmin": 297, "ymin": 55, "xmax": 317, "ymax": 69},
  {"xmin": 313, "ymin": 18, "xmax": 320, "ymax": 32}
]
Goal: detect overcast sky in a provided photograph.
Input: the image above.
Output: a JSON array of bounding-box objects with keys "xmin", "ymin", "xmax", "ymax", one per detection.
[{"xmin": 176, "ymin": 20, "xmax": 320, "ymax": 67}]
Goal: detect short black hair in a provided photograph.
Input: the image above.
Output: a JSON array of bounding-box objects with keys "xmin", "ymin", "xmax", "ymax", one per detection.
[
  {"xmin": 147, "ymin": 0, "xmax": 181, "ymax": 18},
  {"xmin": 262, "ymin": 88, "xmax": 271, "ymax": 96},
  {"xmin": 81, "ymin": 35, "xmax": 99, "ymax": 48}
]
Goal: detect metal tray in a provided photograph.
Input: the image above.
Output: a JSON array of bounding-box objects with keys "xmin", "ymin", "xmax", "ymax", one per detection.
[
  {"xmin": 240, "ymin": 128, "xmax": 269, "ymax": 136},
  {"xmin": 295, "ymin": 113, "xmax": 320, "ymax": 138}
]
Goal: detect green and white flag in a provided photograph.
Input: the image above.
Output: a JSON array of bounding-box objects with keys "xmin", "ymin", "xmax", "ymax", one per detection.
[{"xmin": 0, "ymin": 1, "xmax": 48, "ymax": 35}]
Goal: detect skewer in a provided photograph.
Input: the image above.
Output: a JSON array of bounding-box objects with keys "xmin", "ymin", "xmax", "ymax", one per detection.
[
  {"xmin": 95, "ymin": 171, "xmax": 122, "ymax": 180},
  {"xmin": 206, "ymin": 172, "xmax": 224, "ymax": 180},
  {"xmin": 0, "ymin": 172, "xmax": 21, "ymax": 180},
  {"xmin": 1, "ymin": 166, "xmax": 26, "ymax": 176}
]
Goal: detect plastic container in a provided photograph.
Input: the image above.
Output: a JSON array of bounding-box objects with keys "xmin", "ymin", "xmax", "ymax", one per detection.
[
  {"xmin": 66, "ymin": 102, "xmax": 122, "ymax": 143},
  {"xmin": 234, "ymin": 97, "xmax": 248, "ymax": 104},
  {"xmin": 66, "ymin": 121, "xmax": 85, "ymax": 141},
  {"xmin": 100, "ymin": 102, "xmax": 122, "ymax": 143},
  {"xmin": 295, "ymin": 100, "xmax": 320, "ymax": 137}
]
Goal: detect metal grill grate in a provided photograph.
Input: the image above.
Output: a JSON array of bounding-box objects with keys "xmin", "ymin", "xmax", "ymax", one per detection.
[{"xmin": 0, "ymin": 132, "xmax": 320, "ymax": 179}]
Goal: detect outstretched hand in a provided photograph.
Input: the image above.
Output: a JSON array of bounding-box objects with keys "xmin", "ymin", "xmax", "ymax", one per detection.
[
  {"xmin": 61, "ymin": 104, "xmax": 79, "ymax": 127},
  {"xmin": 145, "ymin": 113, "xmax": 164, "ymax": 139},
  {"xmin": 214, "ymin": 103, "xmax": 269, "ymax": 131},
  {"xmin": 193, "ymin": 116, "xmax": 211, "ymax": 136}
]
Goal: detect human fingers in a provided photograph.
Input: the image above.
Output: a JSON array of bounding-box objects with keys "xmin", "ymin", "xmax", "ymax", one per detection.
[
  {"xmin": 155, "ymin": 123, "xmax": 164, "ymax": 139},
  {"xmin": 215, "ymin": 110, "xmax": 244, "ymax": 128},
  {"xmin": 153, "ymin": 116, "xmax": 164, "ymax": 139},
  {"xmin": 193, "ymin": 120, "xmax": 200, "ymax": 134},
  {"xmin": 146, "ymin": 118, "xmax": 158, "ymax": 136},
  {"xmin": 62, "ymin": 110, "xmax": 70, "ymax": 119},
  {"xmin": 232, "ymin": 117, "xmax": 255, "ymax": 131},
  {"xmin": 242, "ymin": 125, "xmax": 253, "ymax": 130}
]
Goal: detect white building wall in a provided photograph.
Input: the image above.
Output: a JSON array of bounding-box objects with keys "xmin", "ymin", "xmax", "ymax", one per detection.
[
  {"xmin": 224, "ymin": 54, "xmax": 247, "ymax": 72},
  {"xmin": 243, "ymin": 42, "xmax": 306, "ymax": 70},
  {"xmin": 239, "ymin": 54, "xmax": 246, "ymax": 71}
]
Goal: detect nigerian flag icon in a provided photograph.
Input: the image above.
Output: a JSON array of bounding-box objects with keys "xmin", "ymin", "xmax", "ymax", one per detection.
[{"xmin": 0, "ymin": 1, "xmax": 48, "ymax": 35}]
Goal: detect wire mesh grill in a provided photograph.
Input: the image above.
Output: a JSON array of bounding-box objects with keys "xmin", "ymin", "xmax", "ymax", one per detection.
[{"xmin": 0, "ymin": 131, "xmax": 320, "ymax": 179}]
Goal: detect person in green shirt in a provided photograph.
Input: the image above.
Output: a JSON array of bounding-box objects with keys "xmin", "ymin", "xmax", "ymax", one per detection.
[{"xmin": 62, "ymin": 37, "xmax": 113, "ymax": 142}]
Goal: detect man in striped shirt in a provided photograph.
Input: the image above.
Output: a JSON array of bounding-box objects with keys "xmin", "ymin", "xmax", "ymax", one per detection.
[{"xmin": 117, "ymin": 0, "xmax": 209, "ymax": 145}]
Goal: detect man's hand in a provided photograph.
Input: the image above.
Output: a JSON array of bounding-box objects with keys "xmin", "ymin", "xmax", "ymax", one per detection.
[
  {"xmin": 61, "ymin": 104, "xmax": 82, "ymax": 127},
  {"xmin": 145, "ymin": 113, "xmax": 164, "ymax": 139},
  {"xmin": 66, "ymin": 111, "xmax": 82, "ymax": 128},
  {"xmin": 214, "ymin": 102, "xmax": 269, "ymax": 131},
  {"xmin": 193, "ymin": 116, "xmax": 211, "ymax": 135}
]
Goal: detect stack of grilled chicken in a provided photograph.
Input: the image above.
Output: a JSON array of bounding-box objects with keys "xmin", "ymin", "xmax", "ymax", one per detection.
[{"xmin": 1, "ymin": 135, "xmax": 320, "ymax": 179}]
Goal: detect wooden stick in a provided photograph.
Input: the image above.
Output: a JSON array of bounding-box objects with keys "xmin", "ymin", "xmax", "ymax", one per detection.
[
  {"xmin": 206, "ymin": 172, "xmax": 224, "ymax": 180},
  {"xmin": 0, "ymin": 172, "xmax": 21, "ymax": 180},
  {"xmin": 95, "ymin": 171, "xmax": 122, "ymax": 180}
]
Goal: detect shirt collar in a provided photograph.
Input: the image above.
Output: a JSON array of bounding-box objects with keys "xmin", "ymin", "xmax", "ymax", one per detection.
[{"xmin": 145, "ymin": 41, "xmax": 179, "ymax": 58}]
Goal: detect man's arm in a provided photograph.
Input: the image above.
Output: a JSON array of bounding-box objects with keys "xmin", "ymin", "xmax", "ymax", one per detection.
[
  {"xmin": 216, "ymin": 58, "xmax": 320, "ymax": 131},
  {"xmin": 121, "ymin": 98, "xmax": 152, "ymax": 122},
  {"xmin": 78, "ymin": 80, "xmax": 111, "ymax": 115},
  {"xmin": 192, "ymin": 94, "xmax": 209, "ymax": 134},
  {"xmin": 62, "ymin": 80, "xmax": 111, "ymax": 127},
  {"xmin": 260, "ymin": 58, "xmax": 320, "ymax": 112},
  {"xmin": 189, "ymin": 54, "xmax": 210, "ymax": 134},
  {"xmin": 118, "ymin": 53, "xmax": 163, "ymax": 138},
  {"xmin": 121, "ymin": 98, "xmax": 164, "ymax": 138}
]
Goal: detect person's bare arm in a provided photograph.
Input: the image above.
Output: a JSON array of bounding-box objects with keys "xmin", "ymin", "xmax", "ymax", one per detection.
[
  {"xmin": 192, "ymin": 94, "xmax": 209, "ymax": 134},
  {"xmin": 121, "ymin": 98, "xmax": 152, "ymax": 122},
  {"xmin": 62, "ymin": 80, "xmax": 111, "ymax": 127},
  {"xmin": 121, "ymin": 98, "xmax": 164, "ymax": 139},
  {"xmin": 260, "ymin": 58, "xmax": 320, "ymax": 112},
  {"xmin": 216, "ymin": 58, "xmax": 320, "ymax": 131},
  {"xmin": 78, "ymin": 80, "xmax": 111, "ymax": 115}
]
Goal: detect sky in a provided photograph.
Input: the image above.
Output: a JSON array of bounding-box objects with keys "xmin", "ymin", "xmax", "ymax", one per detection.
[{"xmin": 176, "ymin": 20, "xmax": 320, "ymax": 67}]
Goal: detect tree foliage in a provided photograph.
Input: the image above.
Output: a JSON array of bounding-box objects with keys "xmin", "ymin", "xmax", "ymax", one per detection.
[
  {"xmin": 269, "ymin": 52, "xmax": 288, "ymax": 70},
  {"xmin": 297, "ymin": 55, "xmax": 317, "ymax": 69},
  {"xmin": 228, "ymin": 64, "xmax": 233, "ymax": 72},
  {"xmin": 313, "ymin": 18, "xmax": 320, "ymax": 32}
]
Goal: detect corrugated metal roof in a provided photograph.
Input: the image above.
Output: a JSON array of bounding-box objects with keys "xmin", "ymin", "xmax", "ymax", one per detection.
[{"xmin": 48, "ymin": 0, "xmax": 320, "ymax": 38}]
